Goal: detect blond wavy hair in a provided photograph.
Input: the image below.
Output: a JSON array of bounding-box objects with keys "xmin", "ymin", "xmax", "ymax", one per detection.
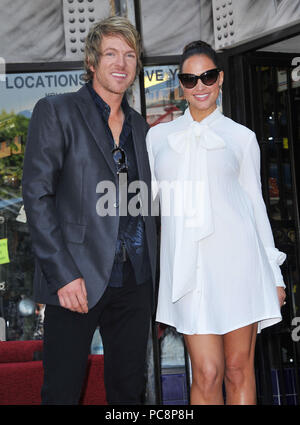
[{"xmin": 83, "ymin": 16, "xmax": 142, "ymax": 82}]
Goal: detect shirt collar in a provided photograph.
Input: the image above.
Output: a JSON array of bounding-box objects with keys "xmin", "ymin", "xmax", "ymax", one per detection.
[
  {"xmin": 86, "ymin": 81, "xmax": 131, "ymax": 121},
  {"xmin": 184, "ymin": 106, "xmax": 223, "ymax": 127}
]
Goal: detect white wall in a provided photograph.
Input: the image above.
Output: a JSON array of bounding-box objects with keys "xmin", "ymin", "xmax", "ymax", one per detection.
[{"xmin": 213, "ymin": 0, "xmax": 300, "ymax": 51}]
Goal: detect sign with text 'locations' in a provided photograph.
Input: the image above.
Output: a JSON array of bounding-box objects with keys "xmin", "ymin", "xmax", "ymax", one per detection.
[{"xmin": 0, "ymin": 70, "xmax": 84, "ymax": 117}]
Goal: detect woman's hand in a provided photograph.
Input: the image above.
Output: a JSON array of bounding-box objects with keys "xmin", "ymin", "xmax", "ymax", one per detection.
[{"xmin": 277, "ymin": 286, "xmax": 286, "ymax": 308}]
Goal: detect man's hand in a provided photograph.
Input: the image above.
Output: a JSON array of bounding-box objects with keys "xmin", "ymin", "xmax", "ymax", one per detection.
[{"xmin": 57, "ymin": 278, "xmax": 88, "ymax": 313}]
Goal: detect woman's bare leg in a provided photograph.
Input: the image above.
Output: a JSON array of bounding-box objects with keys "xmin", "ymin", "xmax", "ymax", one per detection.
[
  {"xmin": 184, "ymin": 334, "xmax": 225, "ymax": 405},
  {"xmin": 223, "ymin": 323, "xmax": 258, "ymax": 405}
]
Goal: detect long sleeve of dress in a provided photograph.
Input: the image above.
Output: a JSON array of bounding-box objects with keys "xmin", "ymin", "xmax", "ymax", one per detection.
[{"xmin": 238, "ymin": 132, "xmax": 286, "ymax": 287}]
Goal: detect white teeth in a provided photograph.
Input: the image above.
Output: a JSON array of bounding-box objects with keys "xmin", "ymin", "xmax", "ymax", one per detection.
[
  {"xmin": 112, "ymin": 73, "xmax": 126, "ymax": 77},
  {"xmin": 195, "ymin": 94, "xmax": 209, "ymax": 98}
]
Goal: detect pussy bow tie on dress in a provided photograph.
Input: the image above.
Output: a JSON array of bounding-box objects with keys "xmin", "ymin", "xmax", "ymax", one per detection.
[
  {"xmin": 167, "ymin": 117, "xmax": 226, "ymax": 302},
  {"xmin": 168, "ymin": 119, "xmax": 225, "ymax": 240}
]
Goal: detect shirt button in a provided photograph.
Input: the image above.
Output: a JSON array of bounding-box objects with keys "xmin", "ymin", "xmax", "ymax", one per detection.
[{"xmin": 113, "ymin": 202, "xmax": 118, "ymax": 208}]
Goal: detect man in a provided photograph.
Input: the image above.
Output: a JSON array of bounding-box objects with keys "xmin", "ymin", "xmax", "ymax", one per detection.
[{"xmin": 22, "ymin": 16, "xmax": 157, "ymax": 405}]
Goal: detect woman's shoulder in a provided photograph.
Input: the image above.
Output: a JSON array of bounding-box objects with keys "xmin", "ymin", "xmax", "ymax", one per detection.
[
  {"xmin": 221, "ymin": 115, "xmax": 255, "ymax": 139},
  {"xmin": 147, "ymin": 112, "xmax": 187, "ymax": 139}
]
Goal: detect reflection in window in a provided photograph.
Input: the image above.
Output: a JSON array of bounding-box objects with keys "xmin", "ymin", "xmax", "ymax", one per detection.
[
  {"xmin": 144, "ymin": 65, "xmax": 185, "ymax": 127},
  {"xmin": 144, "ymin": 65, "xmax": 190, "ymax": 404},
  {"xmin": 0, "ymin": 70, "xmax": 84, "ymax": 341}
]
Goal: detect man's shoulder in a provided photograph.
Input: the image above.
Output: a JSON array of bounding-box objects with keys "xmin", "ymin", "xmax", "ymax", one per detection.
[
  {"xmin": 34, "ymin": 86, "xmax": 88, "ymax": 112},
  {"xmin": 129, "ymin": 107, "xmax": 149, "ymax": 131},
  {"xmin": 39, "ymin": 87, "xmax": 83, "ymax": 107}
]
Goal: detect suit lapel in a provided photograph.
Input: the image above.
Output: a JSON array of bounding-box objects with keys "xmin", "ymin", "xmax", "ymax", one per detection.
[
  {"xmin": 74, "ymin": 85, "xmax": 149, "ymax": 183},
  {"xmin": 74, "ymin": 85, "xmax": 116, "ymax": 177}
]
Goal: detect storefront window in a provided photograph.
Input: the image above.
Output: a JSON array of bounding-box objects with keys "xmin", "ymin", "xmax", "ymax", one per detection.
[
  {"xmin": 144, "ymin": 64, "xmax": 185, "ymax": 126},
  {"xmin": 253, "ymin": 63, "xmax": 300, "ymax": 371},
  {"xmin": 144, "ymin": 64, "xmax": 190, "ymax": 404},
  {"xmin": 0, "ymin": 69, "xmax": 84, "ymax": 340}
]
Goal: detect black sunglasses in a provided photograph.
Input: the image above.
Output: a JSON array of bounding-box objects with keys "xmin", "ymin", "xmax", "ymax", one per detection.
[
  {"xmin": 178, "ymin": 68, "xmax": 221, "ymax": 89},
  {"xmin": 112, "ymin": 145, "xmax": 128, "ymax": 174}
]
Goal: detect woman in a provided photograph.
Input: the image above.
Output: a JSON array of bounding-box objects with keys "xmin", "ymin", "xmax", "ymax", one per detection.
[{"xmin": 146, "ymin": 41, "xmax": 286, "ymax": 405}]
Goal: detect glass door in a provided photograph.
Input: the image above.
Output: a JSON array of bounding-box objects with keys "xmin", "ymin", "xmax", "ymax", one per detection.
[
  {"xmin": 246, "ymin": 53, "xmax": 300, "ymax": 405},
  {"xmin": 144, "ymin": 64, "xmax": 191, "ymax": 405}
]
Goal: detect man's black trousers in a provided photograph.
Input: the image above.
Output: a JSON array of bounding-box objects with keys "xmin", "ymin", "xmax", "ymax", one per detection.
[{"xmin": 41, "ymin": 262, "xmax": 152, "ymax": 405}]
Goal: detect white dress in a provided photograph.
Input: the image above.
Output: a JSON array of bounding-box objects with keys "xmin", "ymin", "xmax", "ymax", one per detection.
[{"xmin": 146, "ymin": 107, "xmax": 286, "ymax": 335}]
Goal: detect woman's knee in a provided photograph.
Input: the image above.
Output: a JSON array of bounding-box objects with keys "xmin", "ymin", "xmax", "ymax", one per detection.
[
  {"xmin": 193, "ymin": 361, "xmax": 224, "ymax": 392},
  {"xmin": 224, "ymin": 353, "xmax": 254, "ymax": 386}
]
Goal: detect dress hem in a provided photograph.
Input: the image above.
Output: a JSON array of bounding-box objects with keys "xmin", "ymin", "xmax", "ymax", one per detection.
[{"xmin": 155, "ymin": 314, "xmax": 282, "ymax": 335}]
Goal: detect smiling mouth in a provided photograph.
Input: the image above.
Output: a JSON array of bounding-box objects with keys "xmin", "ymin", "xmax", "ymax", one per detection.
[
  {"xmin": 194, "ymin": 94, "xmax": 209, "ymax": 99},
  {"xmin": 112, "ymin": 72, "xmax": 127, "ymax": 78}
]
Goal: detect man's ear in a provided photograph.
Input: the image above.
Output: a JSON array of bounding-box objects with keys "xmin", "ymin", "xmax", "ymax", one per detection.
[{"xmin": 89, "ymin": 64, "xmax": 95, "ymax": 74}]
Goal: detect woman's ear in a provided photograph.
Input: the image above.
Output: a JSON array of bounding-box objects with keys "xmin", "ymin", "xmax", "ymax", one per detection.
[{"xmin": 219, "ymin": 70, "xmax": 224, "ymax": 88}]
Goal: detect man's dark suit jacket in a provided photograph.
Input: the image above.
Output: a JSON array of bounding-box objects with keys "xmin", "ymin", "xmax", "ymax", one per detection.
[{"xmin": 22, "ymin": 84, "xmax": 157, "ymax": 310}]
